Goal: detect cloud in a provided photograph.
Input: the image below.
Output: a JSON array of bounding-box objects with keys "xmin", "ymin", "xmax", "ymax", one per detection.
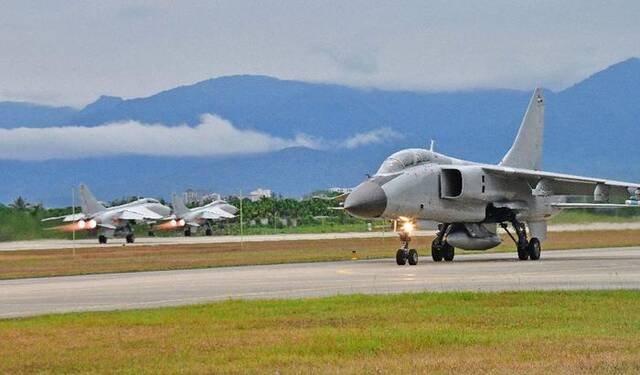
[
  {"xmin": 341, "ymin": 128, "xmax": 403, "ymax": 149},
  {"xmin": 0, "ymin": 114, "xmax": 318, "ymax": 161},
  {"xmin": 0, "ymin": 114, "xmax": 398, "ymax": 161}
]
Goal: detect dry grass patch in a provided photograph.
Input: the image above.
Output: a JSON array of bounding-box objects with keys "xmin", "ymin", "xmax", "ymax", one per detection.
[{"xmin": 2, "ymin": 230, "xmax": 640, "ymax": 280}]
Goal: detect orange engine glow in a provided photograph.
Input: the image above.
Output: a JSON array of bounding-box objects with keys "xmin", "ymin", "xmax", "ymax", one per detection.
[{"xmin": 154, "ymin": 218, "xmax": 187, "ymax": 231}]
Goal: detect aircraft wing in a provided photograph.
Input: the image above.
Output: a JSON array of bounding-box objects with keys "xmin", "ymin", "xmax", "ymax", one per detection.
[
  {"xmin": 198, "ymin": 207, "xmax": 235, "ymax": 220},
  {"xmin": 42, "ymin": 213, "xmax": 86, "ymax": 222},
  {"xmin": 116, "ymin": 206, "xmax": 163, "ymax": 221},
  {"xmin": 482, "ymin": 165, "xmax": 640, "ymax": 198}
]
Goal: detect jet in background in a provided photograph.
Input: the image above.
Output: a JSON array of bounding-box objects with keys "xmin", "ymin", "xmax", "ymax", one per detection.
[
  {"xmin": 157, "ymin": 193, "xmax": 237, "ymax": 236},
  {"xmin": 344, "ymin": 88, "xmax": 640, "ymax": 265},
  {"xmin": 43, "ymin": 184, "xmax": 171, "ymax": 244}
]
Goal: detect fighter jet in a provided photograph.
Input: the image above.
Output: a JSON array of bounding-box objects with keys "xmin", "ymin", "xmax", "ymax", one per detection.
[
  {"xmin": 43, "ymin": 184, "xmax": 171, "ymax": 244},
  {"xmin": 343, "ymin": 88, "xmax": 640, "ymax": 265},
  {"xmin": 158, "ymin": 193, "xmax": 237, "ymax": 236}
]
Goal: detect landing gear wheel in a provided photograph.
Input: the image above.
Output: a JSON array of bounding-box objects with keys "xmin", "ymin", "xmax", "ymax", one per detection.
[
  {"xmin": 517, "ymin": 245, "xmax": 529, "ymax": 260},
  {"xmin": 431, "ymin": 238, "xmax": 443, "ymax": 262},
  {"xmin": 98, "ymin": 235, "xmax": 107, "ymax": 244},
  {"xmin": 407, "ymin": 249, "xmax": 418, "ymax": 265},
  {"xmin": 184, "ymin": 228, "xmax": 192, "ymax": 237},
  {"xmin": 148, "ymin": 231, "xmax": 155, "ymax": 237},
  {"xmin": 396, "ymin": 249, "xmax": 407, "ymax": 265},
  {"xmin": 527, "ymin": 238, "xmax": 541, "ymax": 260},
  {"xmin": 443, "ymin": 244, "xmax": 455, "ymax": 262},
  {"xmin": 205, "ymin": 228, "xmax": 213, "ymax": 236},
  {"xmin": 126, "ymin": 234, "xmax": 135, "ymax": 244}
]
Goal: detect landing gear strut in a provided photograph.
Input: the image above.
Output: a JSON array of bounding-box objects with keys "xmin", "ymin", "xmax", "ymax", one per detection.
[
  {"xmin": 500, "ymin": 219, "xmax": 541, "ymax": 261},
  {"xmin": 431, "ymin": 224, "xmax": 455, "ymax": 262},
  {"xmin": 396, "ymin": 230, "xmax": 418, "ymax": 266}
]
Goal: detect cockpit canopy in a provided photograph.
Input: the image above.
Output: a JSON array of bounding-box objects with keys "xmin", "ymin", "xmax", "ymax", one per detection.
[{"xmin": 376, "ymin": 148, "xmax": 432, "ymax": 174}]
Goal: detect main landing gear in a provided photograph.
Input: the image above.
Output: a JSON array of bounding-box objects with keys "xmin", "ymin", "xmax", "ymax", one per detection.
[
  {"xmin": 396, "ymin": 230, "xmax": 418, "ymax": 266},
  {"xmin": 431, "ymin": 224, "xmax": 455, "ymax": 262},
  {"xmin": 500, "ymin": 219, "xmax": 541, "ymax": 261}
]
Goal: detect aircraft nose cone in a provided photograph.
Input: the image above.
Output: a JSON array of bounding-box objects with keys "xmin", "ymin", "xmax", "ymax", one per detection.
[{"xmin": 344, "ymin": 181, "xmax": 387, "ymax": 218}]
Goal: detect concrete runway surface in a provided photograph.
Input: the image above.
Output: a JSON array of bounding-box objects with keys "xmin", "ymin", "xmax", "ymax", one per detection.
[
  {"xmin": 1, "ymin": 247, "xmax": 639, "ymax": 318},
  {"xmin": 2, "ymin": 222, "xmax": 640, "ymax": 252}
]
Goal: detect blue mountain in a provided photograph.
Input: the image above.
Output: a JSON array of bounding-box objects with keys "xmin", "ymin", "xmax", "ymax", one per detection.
[{"xmin": 0, "ymin": 58, "xmax": 638, "ymax": 206}]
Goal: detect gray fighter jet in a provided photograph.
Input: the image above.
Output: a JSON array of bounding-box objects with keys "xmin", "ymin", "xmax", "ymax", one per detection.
[
  {"xmin": 160, "ymin": 193, "xmax": 237, "ymax": 236},
  {"xmin": 43, "ymin": 184, "xmax": 171, "ymax": 244},
  {"xmin": 344, "ymin": 88, "xmax": 640, "ymax": 265}
]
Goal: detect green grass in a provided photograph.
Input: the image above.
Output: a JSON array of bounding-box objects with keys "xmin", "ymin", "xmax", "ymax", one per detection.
[
  {"xmin": 550, "ymin": 209, "xmax": 640, "ymax": 224},
  {"xmin": 1, "ymin": 290, "xmax": 639, "ymax": 373}
]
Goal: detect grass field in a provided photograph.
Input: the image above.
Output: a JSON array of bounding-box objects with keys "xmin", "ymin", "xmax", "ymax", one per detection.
[
  {"xmin": 3, "ymin": 230, "xmax": 640, "ymax": 280},
  {"xmin": 1, "ymin": 290, "xmax": 639, "ymax": 373}
]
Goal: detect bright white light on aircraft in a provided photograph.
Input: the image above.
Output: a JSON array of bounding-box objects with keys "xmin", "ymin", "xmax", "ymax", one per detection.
[
  {"xmin": 87, "ymin": 219, "xmax": 97, "ymax": 229},
  {"xmin": 77, "ymin": 220, "xmax": 86, "ymax": 229},
  {"xmin": 402, "ymin": 222, "xmax": 415, "ymax": 233}
]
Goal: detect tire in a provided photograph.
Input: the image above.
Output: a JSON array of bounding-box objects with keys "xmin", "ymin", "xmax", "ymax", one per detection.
[
  {"xmin": 126, "ymin": 234, "xmax": 135, "ymax": 244},
  {"xmin": 184, "ymin": 229, "xmax": 191, "ymax": 237},
  {"xmin": 205, "ymin": 228, "xmax": 213, "ymax": 236},
  {"xmin": 443, "ymin": 244, "xmax": 455, "ymax": 262},
  {"xmin": 98, "ymin": 235, "xmax": 107, "ymax": 244},
  {"xmin": 396, "ymin": 249, "xmax": 407, "ymax": 265},
  {"xmin": 408, "ymin": 249, "xmax": 418, "ymax": 265},
  {"xmin": 431, "ymin": 239, "xmax": 443, "ymax": 262},
  {"xmin": 528, "ymin": 238, "xmax": 541, "ymax": 260},
  {"xmin": 517, "ymin": 243, "xmax": 529, "ymax": 260}
]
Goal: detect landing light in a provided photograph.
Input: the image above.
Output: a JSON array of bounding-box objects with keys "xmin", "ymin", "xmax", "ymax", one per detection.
[{"xmin": 402, "ymin": 222, "xmax": 415, "ymax": 234}]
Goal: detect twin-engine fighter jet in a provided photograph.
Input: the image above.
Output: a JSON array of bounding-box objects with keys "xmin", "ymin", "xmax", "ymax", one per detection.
[
  {"xmin": 157, "ymin": 193, "xmax": 237, "ymax": 236},
  {"xmin": 43, "ymin": 184, "xmax": 171, "ymax": 244},
  {"xmin": 344, "ymin": 88, "xmax": 640, "ymax": 265}
]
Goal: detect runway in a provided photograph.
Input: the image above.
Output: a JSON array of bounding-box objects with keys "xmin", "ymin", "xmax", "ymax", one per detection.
[
  {"xmin": 2, "ymin": 222, "xmax": 640, "ymax": 251},
  {"xmin": 1, "ymin": 247, "xmax": 639, "ymax": 318}
]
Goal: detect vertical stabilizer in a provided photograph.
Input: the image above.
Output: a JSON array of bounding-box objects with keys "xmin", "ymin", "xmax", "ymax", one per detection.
[
  {"xmin": 79, "ymin": 184, "xmax": 106, "ymax": 215},
  {"xmin": 500, "ymin": 88, "xmax": 545, "ymax": 170},
  {"xmin": 172, "ymin": 193, "xmax": 190, "ymax": 217}
]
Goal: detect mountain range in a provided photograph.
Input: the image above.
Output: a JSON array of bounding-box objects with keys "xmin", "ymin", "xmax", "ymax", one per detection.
[{"xmin": 0, "ymin": 58, "xmax": 639, "ymax": 206}]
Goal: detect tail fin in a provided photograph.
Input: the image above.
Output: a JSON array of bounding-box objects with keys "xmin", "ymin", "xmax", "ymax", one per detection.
[
  {"xmin": 172, "ymin": 193, "xmax": 190, "ymax": 216},
  {"xmin": 500, "ymin": 88, "xmax": 545, "ymax": 170},
  {"xmin": 78, "ymin": 184, "xmax": 106, "ymax": 215}
]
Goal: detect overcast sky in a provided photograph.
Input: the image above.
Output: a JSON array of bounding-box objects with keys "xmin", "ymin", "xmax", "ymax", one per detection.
[{"xmin": 1, "ymin": 1, "xmax": 639, "ymax": 107}]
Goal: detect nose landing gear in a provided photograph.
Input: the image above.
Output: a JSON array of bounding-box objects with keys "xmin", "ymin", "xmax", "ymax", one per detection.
[{"xmin": 395, "ymin": 230, "xmax": 418, "ymax": 265}]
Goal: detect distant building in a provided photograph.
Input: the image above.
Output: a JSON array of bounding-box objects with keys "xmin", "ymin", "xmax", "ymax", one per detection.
[
  {"xmin": 328, "ymin": 187, "xmax": 354, "ymax": 194},
  {"xmin": 249, "ymin": 188, "xmax": 272, "ymax": 202}
]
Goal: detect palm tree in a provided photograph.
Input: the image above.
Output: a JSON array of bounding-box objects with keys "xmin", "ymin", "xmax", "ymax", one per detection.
[{"xmin": 10, "ymin": 196, "xmax": 27, "ymax": 210}]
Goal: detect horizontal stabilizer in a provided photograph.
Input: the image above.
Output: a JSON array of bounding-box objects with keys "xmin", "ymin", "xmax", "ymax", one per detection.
[
  {"xmin": 550, "ymin": 203, "xmax": 640, "ymax": 209},
  {"xmin": 42, "ymin": 213, "xmax": 86, "ymax": 222}
]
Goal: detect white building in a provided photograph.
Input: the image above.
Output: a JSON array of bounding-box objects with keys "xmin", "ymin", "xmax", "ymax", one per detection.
[
  {"xmin": 328, "ymin": 187, "xmax": 354, "ymax": 194},
  {"xmin": 249, "ymin": 188, "xmax": 272, "ymax": 202}
]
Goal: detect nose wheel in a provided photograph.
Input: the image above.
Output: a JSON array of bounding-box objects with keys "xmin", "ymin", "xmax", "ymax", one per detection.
[{"xmin": 395, "ymin": 230, "xmax": 418, "ymax": 265}]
